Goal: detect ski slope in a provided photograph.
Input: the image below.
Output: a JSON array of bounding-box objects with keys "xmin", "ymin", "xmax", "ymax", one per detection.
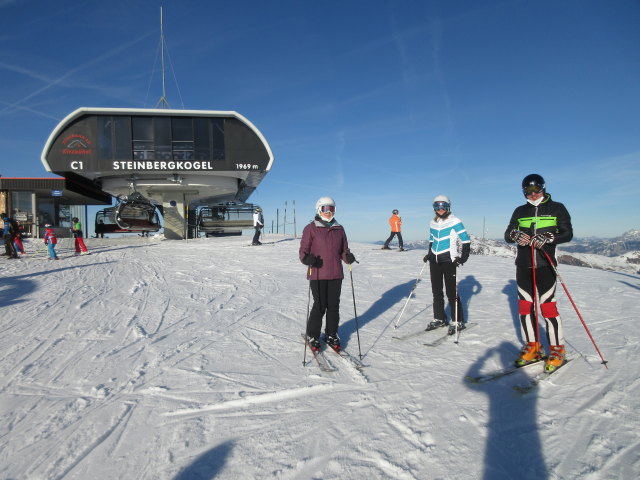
[{"xmin": 0, "ymin": 235, "xmax": 637, "ymax": 479}]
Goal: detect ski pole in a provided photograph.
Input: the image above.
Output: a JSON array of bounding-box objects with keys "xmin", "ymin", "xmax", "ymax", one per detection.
[
  {"xmin": 394, "ymin": 262, "xmax": 427, "ymax": 329},
  {"xmin": 31, "ymin": 242, "xmax": 46, "ymax": 257},
  {"xmin": 531, "ymin": 244, "xmax": 542, "ymax": 349},
  {"xmin": 348, "ymin": 264, "xmax": 363, "ymax": 360},
  {"xmin": 541, "ymin": 249, "xmax": 608, "ymax": 368},
  {"xmin": 453, "ymin": 269, "xmax": 461, "ymax": 343},
  {"xmin": 302, "ymin": 267, "xmax": 312, "ymax": 366}
]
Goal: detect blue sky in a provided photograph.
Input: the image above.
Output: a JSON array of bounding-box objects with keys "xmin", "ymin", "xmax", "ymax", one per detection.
[{"xmin": 1, "ymin": 0, "xmax": 638, "ymax": 242}]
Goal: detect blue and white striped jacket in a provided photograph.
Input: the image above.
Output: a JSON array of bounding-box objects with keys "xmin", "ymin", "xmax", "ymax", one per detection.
[{"xmin": 429, "ymin": 214, "xmax": 471, "ymax": 262}]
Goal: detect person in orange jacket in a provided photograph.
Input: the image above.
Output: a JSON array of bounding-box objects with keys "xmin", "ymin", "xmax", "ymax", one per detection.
[{"xmin": 382, "ymin": 209, "xmax": 404, "ymax": 251}]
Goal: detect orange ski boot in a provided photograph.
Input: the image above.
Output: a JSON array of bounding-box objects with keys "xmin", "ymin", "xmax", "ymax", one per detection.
[
  {"xmin": 515, "ymin": 342, "xmax": 543, "ymax": 367},
  {"xmin": 545, "ymin": 345, "xmax": 566, "ymax": 372}
]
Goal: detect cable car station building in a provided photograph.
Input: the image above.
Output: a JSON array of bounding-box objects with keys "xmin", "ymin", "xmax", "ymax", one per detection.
[
  {"xmin": 0, "ymin": 176, "xmax": 110, "ymax": 239},
  {"xmin": 39, "ymin": 107, "xmax": 274, "ymax": 239}
]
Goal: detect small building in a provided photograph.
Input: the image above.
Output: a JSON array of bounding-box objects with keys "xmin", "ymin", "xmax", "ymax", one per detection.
[{"xmin": 0, "ymin": 176, "xmax": 110, "ymax": 238}]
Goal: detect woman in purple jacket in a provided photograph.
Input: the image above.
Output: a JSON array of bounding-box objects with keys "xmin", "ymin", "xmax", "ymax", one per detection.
[{"xmin": 299, "ymin": 196, "xmax": 356, "ymax": 352}]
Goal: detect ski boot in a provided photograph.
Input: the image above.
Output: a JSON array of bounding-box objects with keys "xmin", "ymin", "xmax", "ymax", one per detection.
[
  {"xmin": 398, "ymin": 247, "xmax": 405, "ymax": 252},
  {"xmin": 381, "ymin": 245, "xmax": 391, "ymax": 250},
  {"xmin": 447, "ymin": 322, "xmax": 466, "ymax": 336},
  {"xmin": 515, "ymin": 342, "xmax": 543, "ymax": 367},
  {"xmin": 306, "ymin": 335, "xmax": 320, "ymax": 352},
  {"xmin": 544, "ymin": 345, "xmax": 566, "ymax": 373},
  {"xmin": 324, "ymin": 334, "xmax": 341, "ymax": 352},
  {"xmin": 425, "ymin": 319, "xmax": 447, "ymax": 331}
]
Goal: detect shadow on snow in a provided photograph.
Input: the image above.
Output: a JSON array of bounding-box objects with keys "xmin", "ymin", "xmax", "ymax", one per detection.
[
  {"xmin": 173, "ymin": 440, "xmax": 235, "ymax": 480},
  {"xmin": 465, "ymin": 343, "xmax": 548, "ymax": 480}
]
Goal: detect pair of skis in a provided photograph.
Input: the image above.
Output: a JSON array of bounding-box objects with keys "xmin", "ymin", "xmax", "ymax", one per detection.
[
  {"xmin": 465, "ymin": 356, "xmax": 572, "ymax": 394},
  {"xmin": 392, "ymin": 322, "xmax": 477, "ymax": 345},
  {"xmin": 301, "ymin": 334, "xmax": 365, "ymax": 372}
]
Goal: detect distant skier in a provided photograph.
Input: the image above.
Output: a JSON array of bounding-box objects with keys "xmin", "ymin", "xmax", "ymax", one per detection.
[
  {"xmin": 423, "ymin": 195, "xmax": 471, "ymax": 335},
  {"xmin": 43, "ymin": 223, "xmax": 59, "ymax": 260},
  {"xmin": 252, "ymin": 207, "xmax": 264, "ymax": 245},
  {"xmin": 299, "ymin": 196, "xmax": 356, "ymax": 352},
  {"xmin": 2, "ymin": 213, "xmax": 19, "ymax": 259},
  {"xmin": 71, "ymin": 217, "xmax": 89, "ymax": 255},
  {"xmin": 382, "ymin": 209, "xmax": 404, "ymax": 251},
  {"xmin": 13, "ymin": 217, "xmax": 25, "ymax": 255},
  {"xmin": 505, "ymin": 174, "xmax": 573, "ymax": 372}
]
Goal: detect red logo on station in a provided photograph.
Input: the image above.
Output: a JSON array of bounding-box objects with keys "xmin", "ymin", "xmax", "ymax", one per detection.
[{"xmin": 62, "ymin": 134, "xmax": 92, "ymax": 155}]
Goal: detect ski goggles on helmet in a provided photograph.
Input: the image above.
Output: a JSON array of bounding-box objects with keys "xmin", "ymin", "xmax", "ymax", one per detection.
[
  {"xmin": 320, "ymin": 205, "xmax": 335, "ymax": 213},
  {"xmin": 433, "ymin": 201, "xmax": 450, "ymax": 211},
  {"xmin": 523, "ymin": 185, "xmax": 544, "ymax": 195}
]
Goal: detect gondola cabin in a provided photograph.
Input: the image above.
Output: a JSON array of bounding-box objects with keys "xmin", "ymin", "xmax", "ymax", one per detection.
[
  {"xmin": 195, "ymin": 203, "xmax": 256, "ymax": 236},
  {"xmin": 95, "ymin": 206, "xmax": 161, "ymax": 235}
]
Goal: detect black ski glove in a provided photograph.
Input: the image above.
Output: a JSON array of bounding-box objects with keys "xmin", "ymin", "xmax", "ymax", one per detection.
[
  {"xmin": 457, "ymin": 243, "xmax": 470, "ymax": 266},
  {"xmin": 423, "ymin": 250, "xmax": 436, "ymax": 263},
  {"xmin": 345, "ymin": 252, "xmax": 356, "ymax": 264},
  {"xmin": 302, "ymin": 253, "xmax": 317, "ymax": 266}
]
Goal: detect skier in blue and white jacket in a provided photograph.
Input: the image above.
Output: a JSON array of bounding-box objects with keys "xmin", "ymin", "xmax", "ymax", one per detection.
[{"xmin": 423, "ymin": 195, "xmax": 471, "ymax": 334}]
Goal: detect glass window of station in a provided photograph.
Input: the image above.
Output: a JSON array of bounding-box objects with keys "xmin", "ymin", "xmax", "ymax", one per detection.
[{"xmin": 97, "ymin": 116, "xmax": 225, "ymax": 162}]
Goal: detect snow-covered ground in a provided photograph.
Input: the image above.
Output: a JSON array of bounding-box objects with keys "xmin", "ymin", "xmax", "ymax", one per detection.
[{"xmin": 1, "ymin": 234, "xmax": 637, "ymax": 480}]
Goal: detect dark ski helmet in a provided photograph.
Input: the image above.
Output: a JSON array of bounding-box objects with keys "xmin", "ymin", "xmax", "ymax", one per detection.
[
  {"xmin": 522, "ymin": 174, "xmax": 545, "ymax": 196},
  {"xmin": 392, "ymin": 209, "xmax": 399, "ymax": 215}
]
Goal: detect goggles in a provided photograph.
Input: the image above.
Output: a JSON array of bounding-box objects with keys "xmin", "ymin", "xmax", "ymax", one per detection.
[
  {"xmin": 433, "ymin": 202, "xmax": 450, "ymax": 211},
  {"xmin": 320, "ymin": 205, "xmax": 335, "ymax": 213},
  {"xmin": 523, "ymin": 185, "xmax": 543, "ymax": 195}
]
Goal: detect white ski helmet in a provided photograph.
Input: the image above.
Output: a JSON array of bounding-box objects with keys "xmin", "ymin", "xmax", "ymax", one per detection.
[
  {"xmin": 432, "ymin": 195, "xmax": 451, "ymax": 211},
  {"xmin": 315, "ymin": 196, "xmax": 336, "ymax": 216}
]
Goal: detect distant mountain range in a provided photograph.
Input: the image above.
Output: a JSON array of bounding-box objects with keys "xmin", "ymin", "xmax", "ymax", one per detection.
[{"xmin": 401, "ymin": 229, "xmax": 640, "ymax": 275}]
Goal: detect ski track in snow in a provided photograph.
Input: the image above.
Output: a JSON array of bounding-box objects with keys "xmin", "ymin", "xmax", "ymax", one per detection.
[{"xmin": 0, "ymin": 235, "xmax": 638, "ymax": 479}]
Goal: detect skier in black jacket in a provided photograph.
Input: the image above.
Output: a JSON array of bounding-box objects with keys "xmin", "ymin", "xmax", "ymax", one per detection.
[{"xmin": 504, "ymin": 174, "xmax": 573, "ymax": 372}]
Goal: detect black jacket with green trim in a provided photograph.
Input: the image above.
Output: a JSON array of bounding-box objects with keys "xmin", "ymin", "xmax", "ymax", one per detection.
[{"xmin": 504, "ymin": 193, "xmax": 573, "ymax": 268}]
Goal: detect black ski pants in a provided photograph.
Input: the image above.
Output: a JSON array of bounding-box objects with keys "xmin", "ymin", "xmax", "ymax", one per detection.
[
  {"xmin": 252, "ymin": 226, "xmax": 261, "ymax": 244},
  {"xmin": 4, "ymin": 234, "xmax": 17, "ymax": 258},
  {"xmin": 307, "ymin": 279, "xmax": 342, "ymax": 339},
  {"xmin": 429, "ymin": 260, "xmax": 464, "ymax": 324},
  {"xmin": 384, "ymin": 231, "xmax": 403, "ymax": 248}
]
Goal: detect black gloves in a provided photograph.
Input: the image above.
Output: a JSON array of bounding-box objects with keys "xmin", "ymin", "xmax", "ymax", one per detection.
[
  {"xmin": 345, "ymin": 252, "xmax": 356, "ymax": 264},
  {"xmin": 302, "ymin": 253, "xmax": 317, "ymax": 266},
  {"xmin": 424, "ymin": 242, "xmax": 436, "ymax": 263},
  {"xmin": 509, "ymin": 229, "xmax": 532, "ymax": 247},
  {"xmin": 454, "ymin": 243, "xmax": 471, "ymax": 267},
  {"xmin": 531, "ymin": 232, "xmax": 555, "ymax": 249}
]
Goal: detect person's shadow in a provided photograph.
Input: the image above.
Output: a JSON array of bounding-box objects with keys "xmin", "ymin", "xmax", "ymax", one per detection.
[
  {"xmin": 456, "ymin": 274, "xmax": 482, "ymax": 323},
  {"xmin": 465, "ymin": 343, "xmax": 548, "ymax": 479},
  {"xmin": 502, "ymin": 279, "xmax": 523, "ymax": 343},
  {"xmin": 173, "ymin": 440, "xmax": 234, "ymax": 479},
  {"xmin": 340, "ymin": 280, "xmax": 414, "ymax": 349}
]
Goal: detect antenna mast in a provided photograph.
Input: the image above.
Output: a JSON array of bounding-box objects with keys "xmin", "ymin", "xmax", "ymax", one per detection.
[{"xmin": 156, "ymin": 6, "xmax": 170, "ymax": 109}]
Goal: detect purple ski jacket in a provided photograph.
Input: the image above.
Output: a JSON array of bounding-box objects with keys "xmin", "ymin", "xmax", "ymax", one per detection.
[{"xmin": 299, "ymin": 217, "xmax": 350, "ymax": 280}]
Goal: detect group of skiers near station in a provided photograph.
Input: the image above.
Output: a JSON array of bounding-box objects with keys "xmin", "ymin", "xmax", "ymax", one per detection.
[
  {"xmin": 1, "ymin": 215, "xmax": 89, "ymax": 260},
  {"xmin": 299, "ymin": 173, "xmax": 572, "ymax": 373}
]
